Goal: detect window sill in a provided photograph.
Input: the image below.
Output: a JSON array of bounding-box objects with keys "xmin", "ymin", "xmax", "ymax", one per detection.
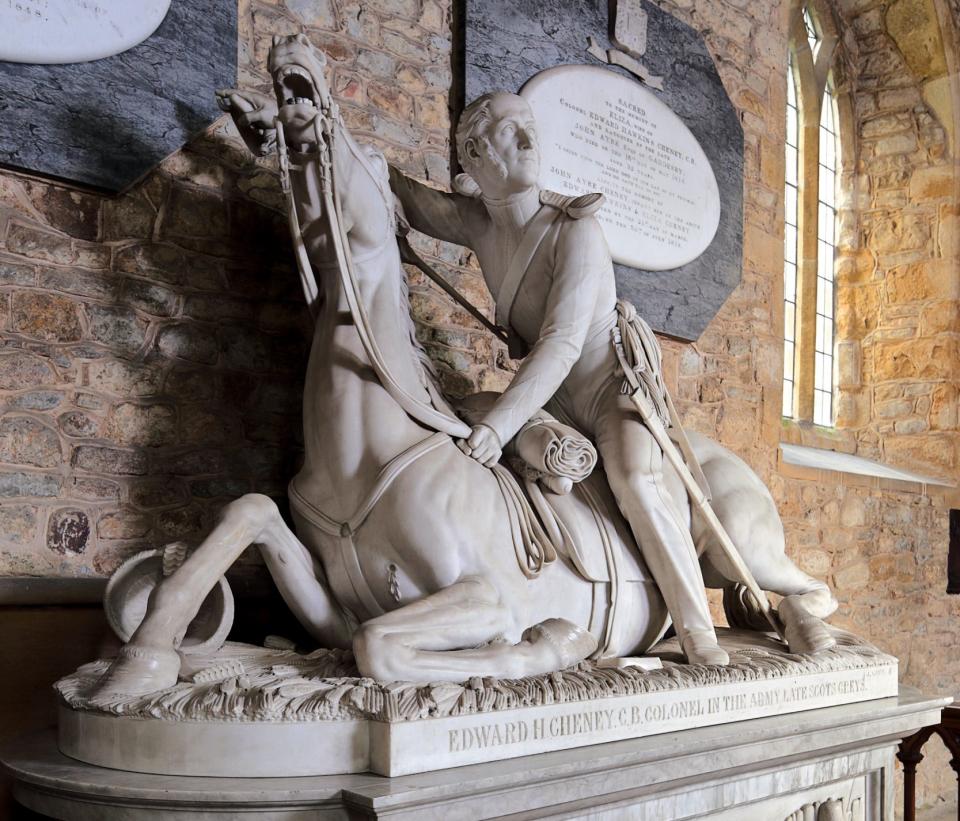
[
  {"xmin": 779, "ymin": 419, "xmax": 954, "ymax": 492},
  {"xmin": 779, "ymin": 441, "xmax": 952, "ymax": 488}
]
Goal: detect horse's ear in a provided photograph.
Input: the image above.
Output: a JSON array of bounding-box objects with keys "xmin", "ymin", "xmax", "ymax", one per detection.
[{"xmin": 453, "ymin": 173, "xmax": 482, "ymax": 198}]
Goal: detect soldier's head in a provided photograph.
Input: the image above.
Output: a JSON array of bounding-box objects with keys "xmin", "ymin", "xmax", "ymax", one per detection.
[{"xmin": 455, "ymin": 92, "xmax": 540, "ymax": 199}]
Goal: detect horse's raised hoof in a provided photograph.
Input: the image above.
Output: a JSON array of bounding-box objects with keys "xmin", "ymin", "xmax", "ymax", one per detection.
[
  {"xmin": 523, "ymin": 618, "xmax": 598, "ymax": 673},
  {"xmin": 680, "ymin": 630, "xmax": 730, "ymax": 666},
  {"xmin": 779, "ymin": 595, "xmax": 837, "ymax": 654},
  {"xmin": 88, "ymin": 644, "xmax": 182, "ymax": 703}
]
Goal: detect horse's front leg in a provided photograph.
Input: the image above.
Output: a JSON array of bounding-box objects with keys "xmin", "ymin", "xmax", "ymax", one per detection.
[
  {"xmin": 352, "ymin": 576, "xmax": 596, "ymax": 681},
  {"xmin": 92, "ymin": 494, "xmax": 351, "ymax": 699}
]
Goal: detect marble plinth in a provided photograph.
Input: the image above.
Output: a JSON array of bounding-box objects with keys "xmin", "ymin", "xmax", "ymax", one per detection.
[
  {"xmin": 4, "ymin": 691, "xmax": 950, "ymax": 820},
  {"xmin": 55, "ymin": 630, "xmax": 898, "ymax": 778}
]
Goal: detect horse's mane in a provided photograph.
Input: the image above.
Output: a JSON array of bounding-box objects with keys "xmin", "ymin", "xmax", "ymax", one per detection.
[
  {"xmin": 347, "ymin": 135, "xmax": 456, "ymax": 412},
  {"xmin": 396, "ymin": 249, "xmax": 458, "ymax": 412}
]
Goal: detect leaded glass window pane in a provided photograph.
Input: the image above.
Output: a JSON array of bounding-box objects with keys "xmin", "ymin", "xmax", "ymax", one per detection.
[
  {"xmin": 813, "ymin": 81, "xmax": 839, "ymax": 426},
  {"xmin": 783, "ymin": 52, "xmax": 800, "ymax": 419}
]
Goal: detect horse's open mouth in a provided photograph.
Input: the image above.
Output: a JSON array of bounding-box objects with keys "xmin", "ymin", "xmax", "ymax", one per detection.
[{"xmin": 274, "ymin": 63, "xmax": 320, "ymax": 109}]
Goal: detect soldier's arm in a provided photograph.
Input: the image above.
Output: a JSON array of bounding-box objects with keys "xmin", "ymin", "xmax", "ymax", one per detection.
[
  {"xmin": 388, "ymin": 165, "xmax": 480, "ymax": 248},
  {"xmin": 479, "ymin": 217, "xmax": 605, "ymax": 446}
]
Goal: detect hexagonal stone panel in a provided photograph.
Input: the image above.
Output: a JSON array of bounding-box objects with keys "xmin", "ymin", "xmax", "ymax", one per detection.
[
  {"xmin": 0, "ymin": 0, "xmax": 236, "ymax": 193},
  {"xmin": 464, "ymin": 0, "xmax": 743, "ymax": 341}
]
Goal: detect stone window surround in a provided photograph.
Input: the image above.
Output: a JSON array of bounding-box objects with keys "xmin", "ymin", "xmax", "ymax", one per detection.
[
  {"xmin": 782, "ymin": 0, "xmax": 856, "ymax": 427},
  {"xmin": 781, "ymin": 0, "xmax": 877, "ymax": 476}
]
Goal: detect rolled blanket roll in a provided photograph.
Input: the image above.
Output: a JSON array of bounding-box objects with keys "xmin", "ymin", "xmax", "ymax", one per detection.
[
  {"xmin": 453, "ymin": 392, "xmax": 596, "ymax": 494},
  {"xmin": 512, "ymin": 419, "xmax": 597, "ymax": 491}
]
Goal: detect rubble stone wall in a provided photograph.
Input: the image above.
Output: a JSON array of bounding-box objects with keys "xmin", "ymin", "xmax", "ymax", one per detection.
[{"xmin": 0, "ymin": 0, "xmax": 956, "ymax": 811}]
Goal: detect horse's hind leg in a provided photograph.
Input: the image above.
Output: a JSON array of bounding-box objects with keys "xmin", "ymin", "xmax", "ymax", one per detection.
[
  {"xmin": 675, "ymin": 433, "xmax": 838, "ymax": 654},
  {"xmin": 353, "ymin": 576, "xmax": 597, "ymax": 681},
  {"xmin": 716, "ymin": 554, "xmax": 839, "ymax": 654},
  {"xmin": 93, "ymin": 494, "xmax": 351, "ymax": 699},
  {"xmin": 695, "ymin": 485, "xmax": 839, "ymax": 654}
]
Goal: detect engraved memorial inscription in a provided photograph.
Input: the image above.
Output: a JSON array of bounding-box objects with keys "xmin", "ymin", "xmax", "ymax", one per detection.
[{"xmin": 521, "ymin": 64, "xmax": 721, "ymax": 271}]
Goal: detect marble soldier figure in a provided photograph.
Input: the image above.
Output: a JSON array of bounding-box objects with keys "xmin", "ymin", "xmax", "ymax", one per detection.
[
  {"xmin": 390, "ymin": 91, "xmax": 730, "ymax": 665},
  {"xmin": 90, "ymin": 35, "xmax": 840, "ymax": 698}
]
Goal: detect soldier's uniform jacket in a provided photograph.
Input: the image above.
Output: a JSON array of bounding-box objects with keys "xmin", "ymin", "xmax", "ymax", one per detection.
[{"xmin": 390, "ymin": 172, "xmax": 622, "ymax": 446}]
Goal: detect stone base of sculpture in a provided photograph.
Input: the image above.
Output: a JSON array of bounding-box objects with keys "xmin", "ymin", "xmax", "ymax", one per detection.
[
  {"xmin": 5, "ymin": 686, "xmax": 949, "ymax": 821},
  {"xmin": 55, "ymin": 628, "xmax": 897, "ymax": 778}
]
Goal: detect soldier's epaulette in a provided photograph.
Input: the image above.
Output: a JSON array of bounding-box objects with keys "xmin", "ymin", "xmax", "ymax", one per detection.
[{"xmin": 539, "ymin": 189, "xmax": 605, "ymax": 218}]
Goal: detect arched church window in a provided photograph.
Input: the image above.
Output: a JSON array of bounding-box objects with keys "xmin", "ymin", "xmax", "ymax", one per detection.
[
  {"xmin": 784, "ymin": 53, "xmax": 799, "ymax": 418},
  {"xmin": 814, "ymin": 82, "xmax": 839, "ymax": 426},
  {"xmin": 782, "ymin": 1, "xmax": 842, "ymax": 426}
]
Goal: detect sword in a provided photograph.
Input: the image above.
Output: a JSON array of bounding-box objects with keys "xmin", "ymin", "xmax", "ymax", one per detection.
[{"xmin": 613, "ymin": 331, "xmax": 788, "ymax": 643}]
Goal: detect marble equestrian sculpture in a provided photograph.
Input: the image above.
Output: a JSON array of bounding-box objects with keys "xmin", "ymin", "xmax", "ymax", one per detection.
[{"xmin": 91, "ymin": 34, "xmax": 839, "ymax": 698}]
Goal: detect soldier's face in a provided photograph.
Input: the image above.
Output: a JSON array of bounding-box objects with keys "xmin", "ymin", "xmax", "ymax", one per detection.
[{"xmin": 474, "ymin": 94, "xmax": 540, "ymax": 196}]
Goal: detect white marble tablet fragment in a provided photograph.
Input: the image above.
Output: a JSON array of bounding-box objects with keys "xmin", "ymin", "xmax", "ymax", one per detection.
[{"xmin": 0, "ymin": 0, "xmax": 171, "ymax": 64}]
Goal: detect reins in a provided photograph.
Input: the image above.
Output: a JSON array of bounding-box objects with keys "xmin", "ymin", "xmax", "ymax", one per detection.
[
  {"xmin": 276, "ymin": 105, "xmax": 471, "ymax": 439},
  {"xmin": 275, "ymin": 103, "xmax": 556, "ymax": 578}
]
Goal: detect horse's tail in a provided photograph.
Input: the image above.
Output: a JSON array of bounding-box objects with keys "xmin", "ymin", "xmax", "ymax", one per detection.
[{"xmin": 723, "ymin": 583, "xmax": 773, "ymax": 632}]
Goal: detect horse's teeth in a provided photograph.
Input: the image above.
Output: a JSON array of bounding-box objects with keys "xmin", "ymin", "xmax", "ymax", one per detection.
[{"xmin": 280, "ymin": 65, "xmax": 310, "ymax": 79}]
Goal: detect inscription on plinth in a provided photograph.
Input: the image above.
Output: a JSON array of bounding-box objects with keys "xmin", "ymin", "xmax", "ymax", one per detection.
[
  {"xmin": 522, "ymin": 65, "xmax": 720, "ymax": 271},
  {"xmin": 371, "ymin": 662, "xmax": 899, "ymax": 776},
  {"xmin": 55, "ymin": 636, "xmax": 900, "ymax": 779}
]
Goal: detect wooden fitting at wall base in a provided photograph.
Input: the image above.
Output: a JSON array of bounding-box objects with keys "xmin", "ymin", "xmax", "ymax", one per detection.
[{"xmin": 896, "ymin": 705, "xmax": 960, "ymax": 821}]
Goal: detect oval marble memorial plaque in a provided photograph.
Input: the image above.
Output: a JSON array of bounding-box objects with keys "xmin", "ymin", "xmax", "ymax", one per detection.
[
  {"xmin": 521, "ymin": 65, "xmax": 721, "ymax": 271},
  {"xmin": 0, "ymin": 0, "xmax": 170, "ymax": 64}
]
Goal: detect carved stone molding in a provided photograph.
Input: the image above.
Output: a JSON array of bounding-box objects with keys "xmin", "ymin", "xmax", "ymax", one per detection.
[{"xmin": 784, "ymin": 795, "xmax": 862, "ymax": 821}]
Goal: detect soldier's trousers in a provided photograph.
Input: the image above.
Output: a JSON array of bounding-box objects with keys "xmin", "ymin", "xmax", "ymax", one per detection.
[{"xmin": 554, "ymin": 370, "xmax": 718, "ymax": 648}]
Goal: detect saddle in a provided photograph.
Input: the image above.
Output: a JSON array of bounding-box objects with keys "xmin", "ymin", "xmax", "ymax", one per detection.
[{"xmin": 458, "ymin": 395, "xmax": 655, "ymax": 656}]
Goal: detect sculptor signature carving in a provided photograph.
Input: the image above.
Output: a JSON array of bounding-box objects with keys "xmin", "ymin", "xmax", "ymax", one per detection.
[{"xmin": 85, "ymin": 35, "xmax": 841, "ymax": 700}]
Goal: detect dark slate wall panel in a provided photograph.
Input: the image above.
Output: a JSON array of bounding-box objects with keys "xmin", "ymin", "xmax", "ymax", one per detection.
[
  {"xmin": 465, "ymin": 0, "xmax": 743, "ymax": 341},
  {"xmin": 0, "ymin": 0, "xmax": 237, "ymax": 193}
]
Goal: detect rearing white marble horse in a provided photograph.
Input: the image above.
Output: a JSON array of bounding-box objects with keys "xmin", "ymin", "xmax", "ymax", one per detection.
[{"xmin": 94, "ymin": 36, "xmax": 836, "ymax": 697}]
